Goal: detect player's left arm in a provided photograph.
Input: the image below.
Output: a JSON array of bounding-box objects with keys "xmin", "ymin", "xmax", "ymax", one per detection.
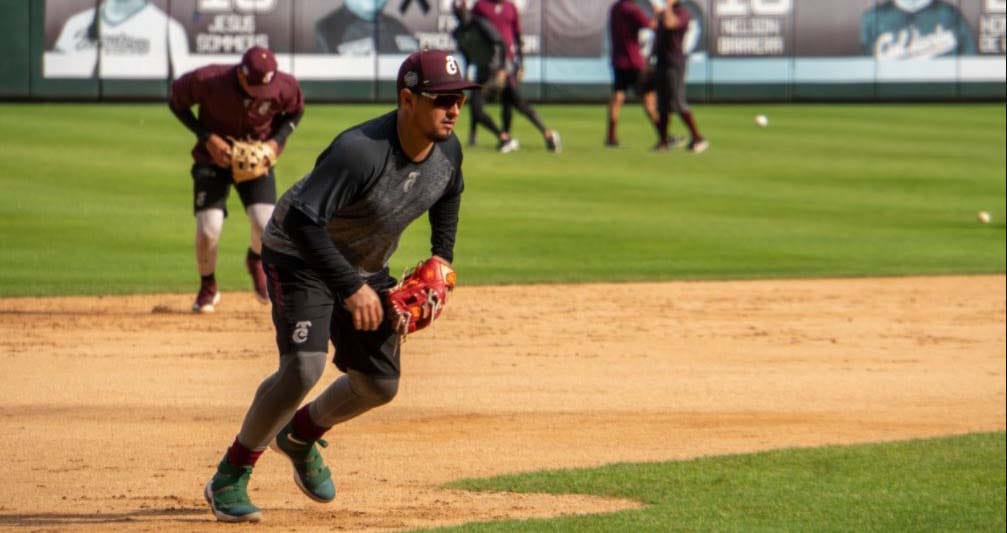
[
  {"xmin": 268, "ymin": 78, "xmax": 306, "ymax": 157},
  {"xmin": 168, "ymin": 71, "xmax": 211, "ymax": 142},
  {"xmin": 428, "ymin": 140, "xmax": 465, "ymax": 263}
]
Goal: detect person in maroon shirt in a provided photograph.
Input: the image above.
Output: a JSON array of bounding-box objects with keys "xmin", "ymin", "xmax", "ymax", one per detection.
[
  {"xmin": 607, "ymin": 0, "xmax": 659, "ymax": 147},
  {"xmin": 471, "ymin": 0, "xmax": 561, "ymax": 153},
  {"xmin": 653, "ymin": 0, "xmax": 707, "ymax": 152},
  {"xmin": 169, "ymin": 46, "xmax": 304, "ymax": 314}
]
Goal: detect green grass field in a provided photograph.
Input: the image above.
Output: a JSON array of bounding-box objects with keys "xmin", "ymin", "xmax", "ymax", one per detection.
[
  {"xmin": 1, "ymin": 103, "xmax": 1004, "ymax": 529},
  {"xmin": 436, "ymin": 432, "xmax": 1006, "ymax": 532},
  {"xmin": 0, "ymin": 103, "xmax": 1003, "ymax": 296}
]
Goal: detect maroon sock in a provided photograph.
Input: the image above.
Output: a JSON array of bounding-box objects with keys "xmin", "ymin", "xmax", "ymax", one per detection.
[
  {"xmin": 680, "ymin": 111, "xmax": 702, "ymax": 140},
  {"xmin": 291, "ymin": 404, "xmax": 330, "ymax": 442},
  {"xmin": 606, "ymin": 118, "xmax": 617, "ymax": 143},
  {"xmin": 225, "ymin": 437, "xmax": 263, "ymax": 467}
]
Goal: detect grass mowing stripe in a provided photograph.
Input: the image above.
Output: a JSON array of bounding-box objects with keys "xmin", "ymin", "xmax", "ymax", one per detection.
[
  {"xmin": 431, "ymin": 432, "xmax": 1005, "ymax": 532},
  {"xmin": 1, "ymin": 103, "xmax": 1004, "ymax": 296}
]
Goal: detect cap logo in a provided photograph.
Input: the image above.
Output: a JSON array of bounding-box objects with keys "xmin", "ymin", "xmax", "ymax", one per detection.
[
  {"xmin": 445, "ymin": 55, "xmax": 459, "ymax": 76},
  {"xmin": 404, "ymin": 71, "xmax": 419, "ymax": 88}
]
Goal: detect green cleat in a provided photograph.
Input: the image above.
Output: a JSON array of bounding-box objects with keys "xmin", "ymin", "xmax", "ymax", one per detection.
[
  {"xmin": 203, "ymin": 458, "xmax": 262, "ymax": 522},
  {"xmin": 271, "ymin": 424, "xmax": 336, "ymax": 502}
]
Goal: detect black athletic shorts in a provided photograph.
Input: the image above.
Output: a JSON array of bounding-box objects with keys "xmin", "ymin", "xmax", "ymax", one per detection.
[
  {"xmin": 612, "ymin": 67, "xmax": 655, "ymax": 95},
  {"xmin": 262, "ymin": 246, "xmax": 402, "ymax": 378},
  {"xmin": 655, "ymin": 63, "xmax": 690, "ymax": 114},
  {"xmin": 191, "ymin": 164, "xmax": 276, "ymax": 216}
]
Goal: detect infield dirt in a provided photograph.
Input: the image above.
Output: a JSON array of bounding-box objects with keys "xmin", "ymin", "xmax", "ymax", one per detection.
[{"xmin": 1, "ymin": 275, "xmax": 1004, "ymax": 531}]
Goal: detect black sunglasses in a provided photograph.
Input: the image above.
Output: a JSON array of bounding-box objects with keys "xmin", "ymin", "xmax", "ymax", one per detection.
[{"xmin": 418, "ymin": 91, "xmax": 467, "ymax": 109}]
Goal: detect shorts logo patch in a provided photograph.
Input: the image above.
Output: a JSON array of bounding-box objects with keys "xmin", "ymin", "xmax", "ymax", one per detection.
[{"xmin": 292, "ymin": 320, "xmax": 312, "ymax": 344}]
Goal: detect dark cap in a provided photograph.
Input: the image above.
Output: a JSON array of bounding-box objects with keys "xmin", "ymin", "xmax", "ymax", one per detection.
[
  {"xmin": 239, "ymin": 46, "xmax": 278, "ymax": 98},
  {"xmin": 396, "ymin": 49, "xmax": 480, "ymax": 94}
]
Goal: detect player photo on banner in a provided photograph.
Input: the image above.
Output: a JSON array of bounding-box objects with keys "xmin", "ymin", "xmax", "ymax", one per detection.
[
  {"xmin": 800, "ymin": 0, "xmax": 977, "ymax": 58},
  {"xmin": 290, "ymin": 0, "xmax": 540, "ymax": 81},
  {"xmin": 43, "ymin": 0, "xmax": 189, "ymax": 78},
  {"xmin": 166, "ymin": 0, "xmax": 292, "ymax": 73},
  {"xmin": 862, "ymin": 0, "xmax": 976, "ymax": 58},
  {"xmin": 792, "ymin": 0, "xmax": 1004, "ymax": 86}
]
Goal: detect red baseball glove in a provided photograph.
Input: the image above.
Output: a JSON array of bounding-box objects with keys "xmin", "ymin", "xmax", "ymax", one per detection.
[{"xmin": 387, "ymin": 257, "xmax": 457, "ymax": 335}]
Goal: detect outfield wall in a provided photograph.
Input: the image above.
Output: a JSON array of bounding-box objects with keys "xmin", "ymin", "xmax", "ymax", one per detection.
[{"xmin": 1, "ymin": 0, "xmax": 1004, "ymax": 102}]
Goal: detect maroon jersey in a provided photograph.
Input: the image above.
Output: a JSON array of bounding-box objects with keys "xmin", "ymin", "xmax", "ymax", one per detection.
[
  {"xmin": 654, "ymin": 4, "xmax": 692, "ymax": 68},
  {"xmin": 610, "ymin": 0, "xmax": 651, "ymax": 71},
  {"xmin": 170, "ymin": 64, "xmax": 304, "ymax": 166},
  {"xmin": 472, "ymin": 0, "xmax": 521, "ymax": 61}
]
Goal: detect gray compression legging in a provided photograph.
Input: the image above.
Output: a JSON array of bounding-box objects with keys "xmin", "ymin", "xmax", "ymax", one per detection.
[
  {"xmin": 236, "ymin": 351, "xmax": 399, "ymax": 450},
  {"xmin": 501, "ymin": 82, "xmax": 547, "ymax": 135}
]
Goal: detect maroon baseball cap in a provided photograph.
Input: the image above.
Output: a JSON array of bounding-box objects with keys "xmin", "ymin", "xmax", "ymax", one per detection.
[
  {"xmin": 397, "ymin": 49, "xmax": 480, "ymax": 94},
  {"xmin": 239, "ymin": 46, "xmax": 278, "ymax": 98}
]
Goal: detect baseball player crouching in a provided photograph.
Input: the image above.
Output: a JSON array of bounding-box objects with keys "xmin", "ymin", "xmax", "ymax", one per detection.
[
  {"xmin": 203, "ymin": 49, "xmax": 473, "ymax": 522},
  {"xmin": 169, "ymin": 46, "xmax": 304, "ymax": 313}
]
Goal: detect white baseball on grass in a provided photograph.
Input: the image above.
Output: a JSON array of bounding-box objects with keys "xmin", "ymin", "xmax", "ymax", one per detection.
[
  {"xmin": 755, "ymin": 114, "xmax": 769, "ymax": 127},
  {"xmin": 977, "ymin": 211, "xmax": 991, "ymax": 224}
]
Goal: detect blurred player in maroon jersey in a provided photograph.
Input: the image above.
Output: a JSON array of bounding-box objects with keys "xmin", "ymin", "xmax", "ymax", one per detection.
[
  {"xmin": 169, "ymin": 47, "xmax": 304, "ymax": 313},
  {"xmin": 653, "ymin": 0, "xmax": 707, "ymax": 153},
  {"xmin": 472, "ymin": 0, "xmax": 561, "ymax": 153},
  {"xmin": 606, "ymin": 0, "xmax": 659, "ymax": 147}
]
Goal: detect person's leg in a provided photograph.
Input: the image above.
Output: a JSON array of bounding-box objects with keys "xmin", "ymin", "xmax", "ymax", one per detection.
[
  {"xmin": 205, "ymin": 259, "xmax": 335, "ymax": 520},
  {"xmin": 272, "ymin": 283, "xmax": 401, "ymax": 501},
  {"xmin": 245, "ymin": 203, "xmax": 272, "ymax": 304},
  {"xmin": 638, "ymin": 68, "xmax": 660, "ymax": 133},
  {"xmin": 642, "ymin": 90, "xmax": 659, "ymax": 131},
  {"xmin": 191, "ymin": 166, "xmax": 230, "ymax": 313},
  {"xmin": 501, "ymin": 86, "xmax": 514, "ymax": 135},
  {"xmin": 670, "ymin": 64, "xmax": 706, "ymax": 152},
  {"xmin": 607, "ymin": 89, "xmax": 626, "ymax": 146},
  {"xmin": 195, "ymin": 209, "xmax": 224, "ymax": 280},
  {"xmin": 293, "ymin": 370, "xmax": 399, "ymax": 434},
  {"xmin": 504, "ymin": 82, "xmax": 547, "ymax": 134},
  {"xmin": 236, "ymin": 170, "xmax": 277, "ymax": 304},
  {"xmin": 469, "ymin": 88, "xmax": 504, "ymax": 138},
  {"xmin": 504, "ymin": 81, "xmax": 561, "ymax": 152},
  {"xmin": 208, "ymin": 351, "xmax": 329, "ymax": 519},
  {"xmin": 654, "ymin": 67, "xmax": 673, "ymax": 149}
]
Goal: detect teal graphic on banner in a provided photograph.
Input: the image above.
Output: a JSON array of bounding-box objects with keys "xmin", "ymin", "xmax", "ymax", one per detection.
[{"xmin": 862, "ymin": 0, "xmax": 976, "ymax": 58}]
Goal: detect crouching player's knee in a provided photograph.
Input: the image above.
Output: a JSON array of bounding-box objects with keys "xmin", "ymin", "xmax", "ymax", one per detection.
[
  {"xmin": 348, "ymin": 370, "xmax": 399, "ymax": 407},
  {"xmin": 285, "ymin": 351, "xmax": 327, "ymax": 395}
]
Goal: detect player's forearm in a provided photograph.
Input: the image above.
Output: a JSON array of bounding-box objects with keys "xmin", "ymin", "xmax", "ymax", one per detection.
[
  {"xmin": 283, "ymin": 206, "xmax": 365, "ymax": 299},
  {"xmin": 270, "ymin": 110, "xmax": 304, "ymax": 149},
  {"xmin": 169, "ymin": 103, "xmax": 210, "ymax": 141},
  {"xmin": 428, "ymin": 193, "xmax": 460, "ymax": 263}
]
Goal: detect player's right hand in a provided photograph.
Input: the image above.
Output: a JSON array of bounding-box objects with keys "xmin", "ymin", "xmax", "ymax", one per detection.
[
  {"xmin": 345, "ymin": 284, "xmax": 384, "ymax": 331},
  {"xmin": 206, "ymin": 133, "xmax": 232, "ymax": 168}
]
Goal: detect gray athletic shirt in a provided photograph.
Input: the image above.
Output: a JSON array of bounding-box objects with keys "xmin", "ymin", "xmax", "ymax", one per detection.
[{"xmin": 262, "ymin": 111, "xmax": 464, "ymax": 277}]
